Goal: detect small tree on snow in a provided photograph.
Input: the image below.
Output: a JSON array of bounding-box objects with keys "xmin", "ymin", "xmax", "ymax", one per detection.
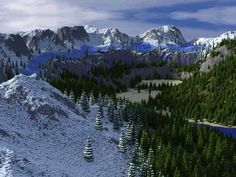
[
  {"xmin": 125, "ymin": 122, "xmax": 134, "ymax": 144},
  {"xmin": 107, "ymin": 99, "xmax": 115, "ymax": 122},
  {"xmin": 118, "ymin": 133, "xmax": 126, "ymax": 153},
  {"xmin": 95, "ymin": 108, "xmax": 103, "ymax": 130},
  {"xmin": 69, "ymin": 90, "xmax": 76, "ymax": 103},
  {"xmin": 113, "ymin": 110, "xmax": 120, "ymax": 131},
  {"xmin": 89, "ymin": 92, "xmax": 95, "ymax": 106},
  {"xmin": 132, "ymin": 140, "xmax": 140, "ymax": 164},
  {"xmin": 128, "ymin": 163, "xmax": 136, "ymax": 177},
  {"xmin": 79, "ymin": 92, "xmax": 90, "ymax": 112},
  {"xmin": 97, "ymin": 92, "xmax": 103, "ymax": 106},
  {"xmin": 98, "ymin": 105, "xmax": 104, "ymax": 118},
  {"xmin": 64, "ymin": 89, "xmax": 69, "ymax": 97},
  {"xmin": 84, "ymin": 139, "xmax": 93, "ymax": 162}
]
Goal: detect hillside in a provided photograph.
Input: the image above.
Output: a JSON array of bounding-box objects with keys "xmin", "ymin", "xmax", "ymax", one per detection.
[
  {"xmin": 0, "ymin": 74, "xmax": 130, "ymax": 177},
  {"xmin": 159, "ymin": 53, "xmax": 236, "ymax": 125}
]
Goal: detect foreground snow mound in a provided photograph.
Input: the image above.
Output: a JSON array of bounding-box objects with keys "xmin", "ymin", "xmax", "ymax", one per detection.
[
  {"xmin": 0, "ymin": 74, "xmax": 130, "ymax": 177},
  {"xmin": 0, "ymin": 73, "xmax": 77, "ymax": 120}
]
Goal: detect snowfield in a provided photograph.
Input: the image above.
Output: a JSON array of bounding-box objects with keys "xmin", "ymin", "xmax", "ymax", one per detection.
[
  {"xmin": 117, "ymin": 89, "xmax": 161, "ymax": 103},
  {"xmin": 0, "ymin": 74, "xmax": 131, "ymax": 177}
]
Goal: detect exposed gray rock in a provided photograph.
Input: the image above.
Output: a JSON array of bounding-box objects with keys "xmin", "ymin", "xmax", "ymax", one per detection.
[
  {"xmin": 200, "ymin": 45, "xmax": 234, "ymax": 73},
  {"xmin": 57, "ymin": 26, "xmax": 89, "ymax": 42},
  {"xmin": 4, "ymin": 34, "xmax": 30, "ymax": 57}
]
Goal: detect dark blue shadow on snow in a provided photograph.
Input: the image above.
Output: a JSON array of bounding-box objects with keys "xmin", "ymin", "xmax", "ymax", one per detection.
[{"xmin": 20, "ymin": 46, "xmax": 106, "ymax": 75}]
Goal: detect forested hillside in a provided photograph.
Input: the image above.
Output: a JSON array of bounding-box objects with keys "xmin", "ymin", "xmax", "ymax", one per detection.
[{"xmin": 157, "ymin": 41, "xmax": 236, "ymax": 125}]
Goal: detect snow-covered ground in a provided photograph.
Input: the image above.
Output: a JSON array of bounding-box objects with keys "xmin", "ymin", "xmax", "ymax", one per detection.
[
  {"xmin": 117, "ymin": 89, "xmax": 160, "ymax": 103},
  {"xmin": 0, "ymin": 74, "xmax": 131, "ymax": 177}
]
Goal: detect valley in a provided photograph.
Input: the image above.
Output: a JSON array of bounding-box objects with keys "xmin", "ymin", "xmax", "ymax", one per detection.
[{"xmin": 0, "ymin": 24, "xmax": 236, "ymax": 177}]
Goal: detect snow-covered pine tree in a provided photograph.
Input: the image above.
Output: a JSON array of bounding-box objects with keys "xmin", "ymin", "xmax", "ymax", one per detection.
[
  {"xmin": 69, "ymin": 90, "xmax": 76, "ymax": 103},
  {"xmin": 64, "ymin": 89, "xmax": 69, "ymax": 97},
  {"xmin": 125, "ymin": 122, "xmax": 134, "ymax": 144},
  {"xmin": 97, "ymin": 92, "xmax": 103, "ymax": 106},
  {"xmin": 147, "ymin": 148, "xmax": 154, "ymax": 165},
  {"xmin": 128, "ymin": 163, "xmax": 136, "ymax": 177},
  {"xmin": 79, "ymin": 91, "xmax": 90, "ymax": 112},
  {"xmin": 118, "ymin": 133, "xmax": 126, "ymax": 153},
  {"xmin": 147, "ymin": 164, "xmax": 155, "ymax": 177},
  {"xmin": 89, "ymin": 92, "xmax": 95, "ymax": 106},
  {"xmin": 113, "ymin": 110, "xmax": 120, "ymax": 130},
  {"xmin": 138, "ymin": 146, "xmax": 146, "ymax": 165},
  {"xmin": 98, "ymin": 105, "xmax": 104, "ymax": 118},
  {"xmin": 140, "ymin": 162, "xmax": 148, "ymax": 177},
  {"xmin": 116, "ymin": 100, "xmax": 123, "ymax": 126},
  {"xmin": 107, "ymin": 99, "xmax": 115, "ymax": 122},
  {"xmin": 95, "ymin": 108, "xmax": 103, "ymax": 130},
  {"xmin": 132, "ymin": 140, "xmax": 140, "ymax": 164},
  {"xmin": 84, "ymin": 139, "xmax": 93, "ymax": 162}
]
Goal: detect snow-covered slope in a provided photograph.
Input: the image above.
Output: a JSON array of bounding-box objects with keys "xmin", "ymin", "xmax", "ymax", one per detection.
[
  {"xmin": 192, "ymin": 31, "xmax": 236, "ymax": 49},
  {"xmin": 21, "ymin": 29, "xmax": 65, "ymax": 53},
  {"xmin": 0, "ymin": 74, "xmax": 130, "ymax": 177},
  {"xmin": 84, "ymin": 25, "xmax": 132, "ymax": 49},
  {"xmin": 136, "ymin": 25, "xmax": 186, "ymax": 47}
]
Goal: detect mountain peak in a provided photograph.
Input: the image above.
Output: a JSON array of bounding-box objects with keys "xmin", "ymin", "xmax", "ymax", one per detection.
[
  {"xmin": 138, "ymin": 25, "xmax": 186, "ymax": 46},
  {"xmin": 0, "ymin": 74, "xmax": 76, "ymax": 119}
]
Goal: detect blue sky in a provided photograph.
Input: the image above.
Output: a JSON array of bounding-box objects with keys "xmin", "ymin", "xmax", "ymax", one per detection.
[{"xmin": 0, "ymin": 0, "xmax": 235, "ymax": 41}]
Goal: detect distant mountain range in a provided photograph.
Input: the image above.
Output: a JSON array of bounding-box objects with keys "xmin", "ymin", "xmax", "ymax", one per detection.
[
  {"xmin": 0, "ymin": 25, "xmax": 235, "ymax": 57},
  {"xmin": 0, "ymin": 25, "xmax": 235, "ymax": 76}
]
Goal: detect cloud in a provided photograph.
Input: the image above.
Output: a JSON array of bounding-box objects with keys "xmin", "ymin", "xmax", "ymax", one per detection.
[
  {"xmin": 0, "ymin": 0, "xmax": 118, "ymax": 33},
  {"xmin": 0, "ymin": 0, "xmax": 234, "ymax": 41},
  {"xmin": 170, "ymin": 6, "xmax": 236, "ymax": 25}
]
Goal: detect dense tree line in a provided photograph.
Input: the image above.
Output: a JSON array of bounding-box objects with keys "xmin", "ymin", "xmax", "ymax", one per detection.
[
  {"xmin": 49, "ymin": 40, "xmax": 236, "ymax": 177},
  {"xmin": 49, "ymin": 71, "xmax": 116, "ymax": 100},
  {"xmin": 155, "ymin": 54, "xmax": 236, "ymax": 126}
]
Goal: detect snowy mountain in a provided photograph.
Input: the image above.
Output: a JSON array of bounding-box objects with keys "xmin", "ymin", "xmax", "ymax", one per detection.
[
  {"xmin": 84, "ymin": 25, "xmax": 132, "ymax": 50},
  {"xmin": 192, "ymin": 31, "xmax": 236, "ymax": 49},
  {"xmin": 0, "ymin": 74, "xmax": 130, "ymax": 177},
  {"xmin": 0, "ymin": 34, "xmax": 30, "ymax": 64},
  {"xmin": 136, "ymin": 25, "xmax": 186, "ymax": 47},
  {"xmin": 19, "ymin": 25, "xmax": 185, "ymax": 53},
  {"xmin": 0, "ymin": 25, "xmax": 235, "ymax": 77}
]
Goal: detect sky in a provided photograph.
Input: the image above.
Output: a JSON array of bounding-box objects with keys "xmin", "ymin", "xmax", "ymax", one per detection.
[{"xmin": 0, "ymin": 0, "xmax": 235, "ymax": 41}]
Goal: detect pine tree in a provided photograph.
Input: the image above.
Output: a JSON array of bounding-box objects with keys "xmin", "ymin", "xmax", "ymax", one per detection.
[
  {"xmin": 64, "ymin": 90, "xmax": 69, "ymax": 97},
  {"xmin": 147, "ymin": 148, "xmax": 154, "ymax": 166},
  {"xmin": 69, "ymin": 90, "xmax": 76, "ymax": 103},
  {"xmin": 132, "ymin": 140, "xmax": 140, "ymax": 164},
  {"xmin": 117, "ymin": 100, "xmax": 124, "ymax": 126},
  {"xmin": 147, "ymin": 164, "xmax": 155, "ymax": 177},
  {"xmin": 107, "ymin": 99, "xmax": 115, "ymax": 122},
  {"xmin": 118, "ymin": 133, "xmax": 126, "ymax": 153},
  {"xmin": 98, "ymin": 105, "xmax": 104, "ymax": 118},
  {"xmin": 97, "ymin": 92, "xmax": 103, "ymax": 106},
  {"xmin": 138, "ymin": 147, "xmax": 145, "ymax": 165},
  {"xmin": 140, "ymin": 162, "xmax": 148, "ymax": 177},
  {"xmin": 84, "ymin": 139, "xmax": 93, "ymax": 162},
  {"xmin": 113, "ymin": 110, "xmax": 120, "ymax": 130},
  {"xmin": 95, "ymin": 108, "xmax": 103, "ymax": 130},
  {"xmin": 89, "ymin": 92, "xmax": 95, "ymax": 106},
  {"xmin": 174, "ymin": 167, "xmax": 181, "ymax": 177},
  {"xmin": 125, "ymin": 122, "xmax": 134, "ymax": 144},
  {"xmin": 128, "ymin": 163, "xmax": 136, "ymax": 177},
  {"xmin": 79, "ymin": 92, "xmax": 90, "ymax": 112}
]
